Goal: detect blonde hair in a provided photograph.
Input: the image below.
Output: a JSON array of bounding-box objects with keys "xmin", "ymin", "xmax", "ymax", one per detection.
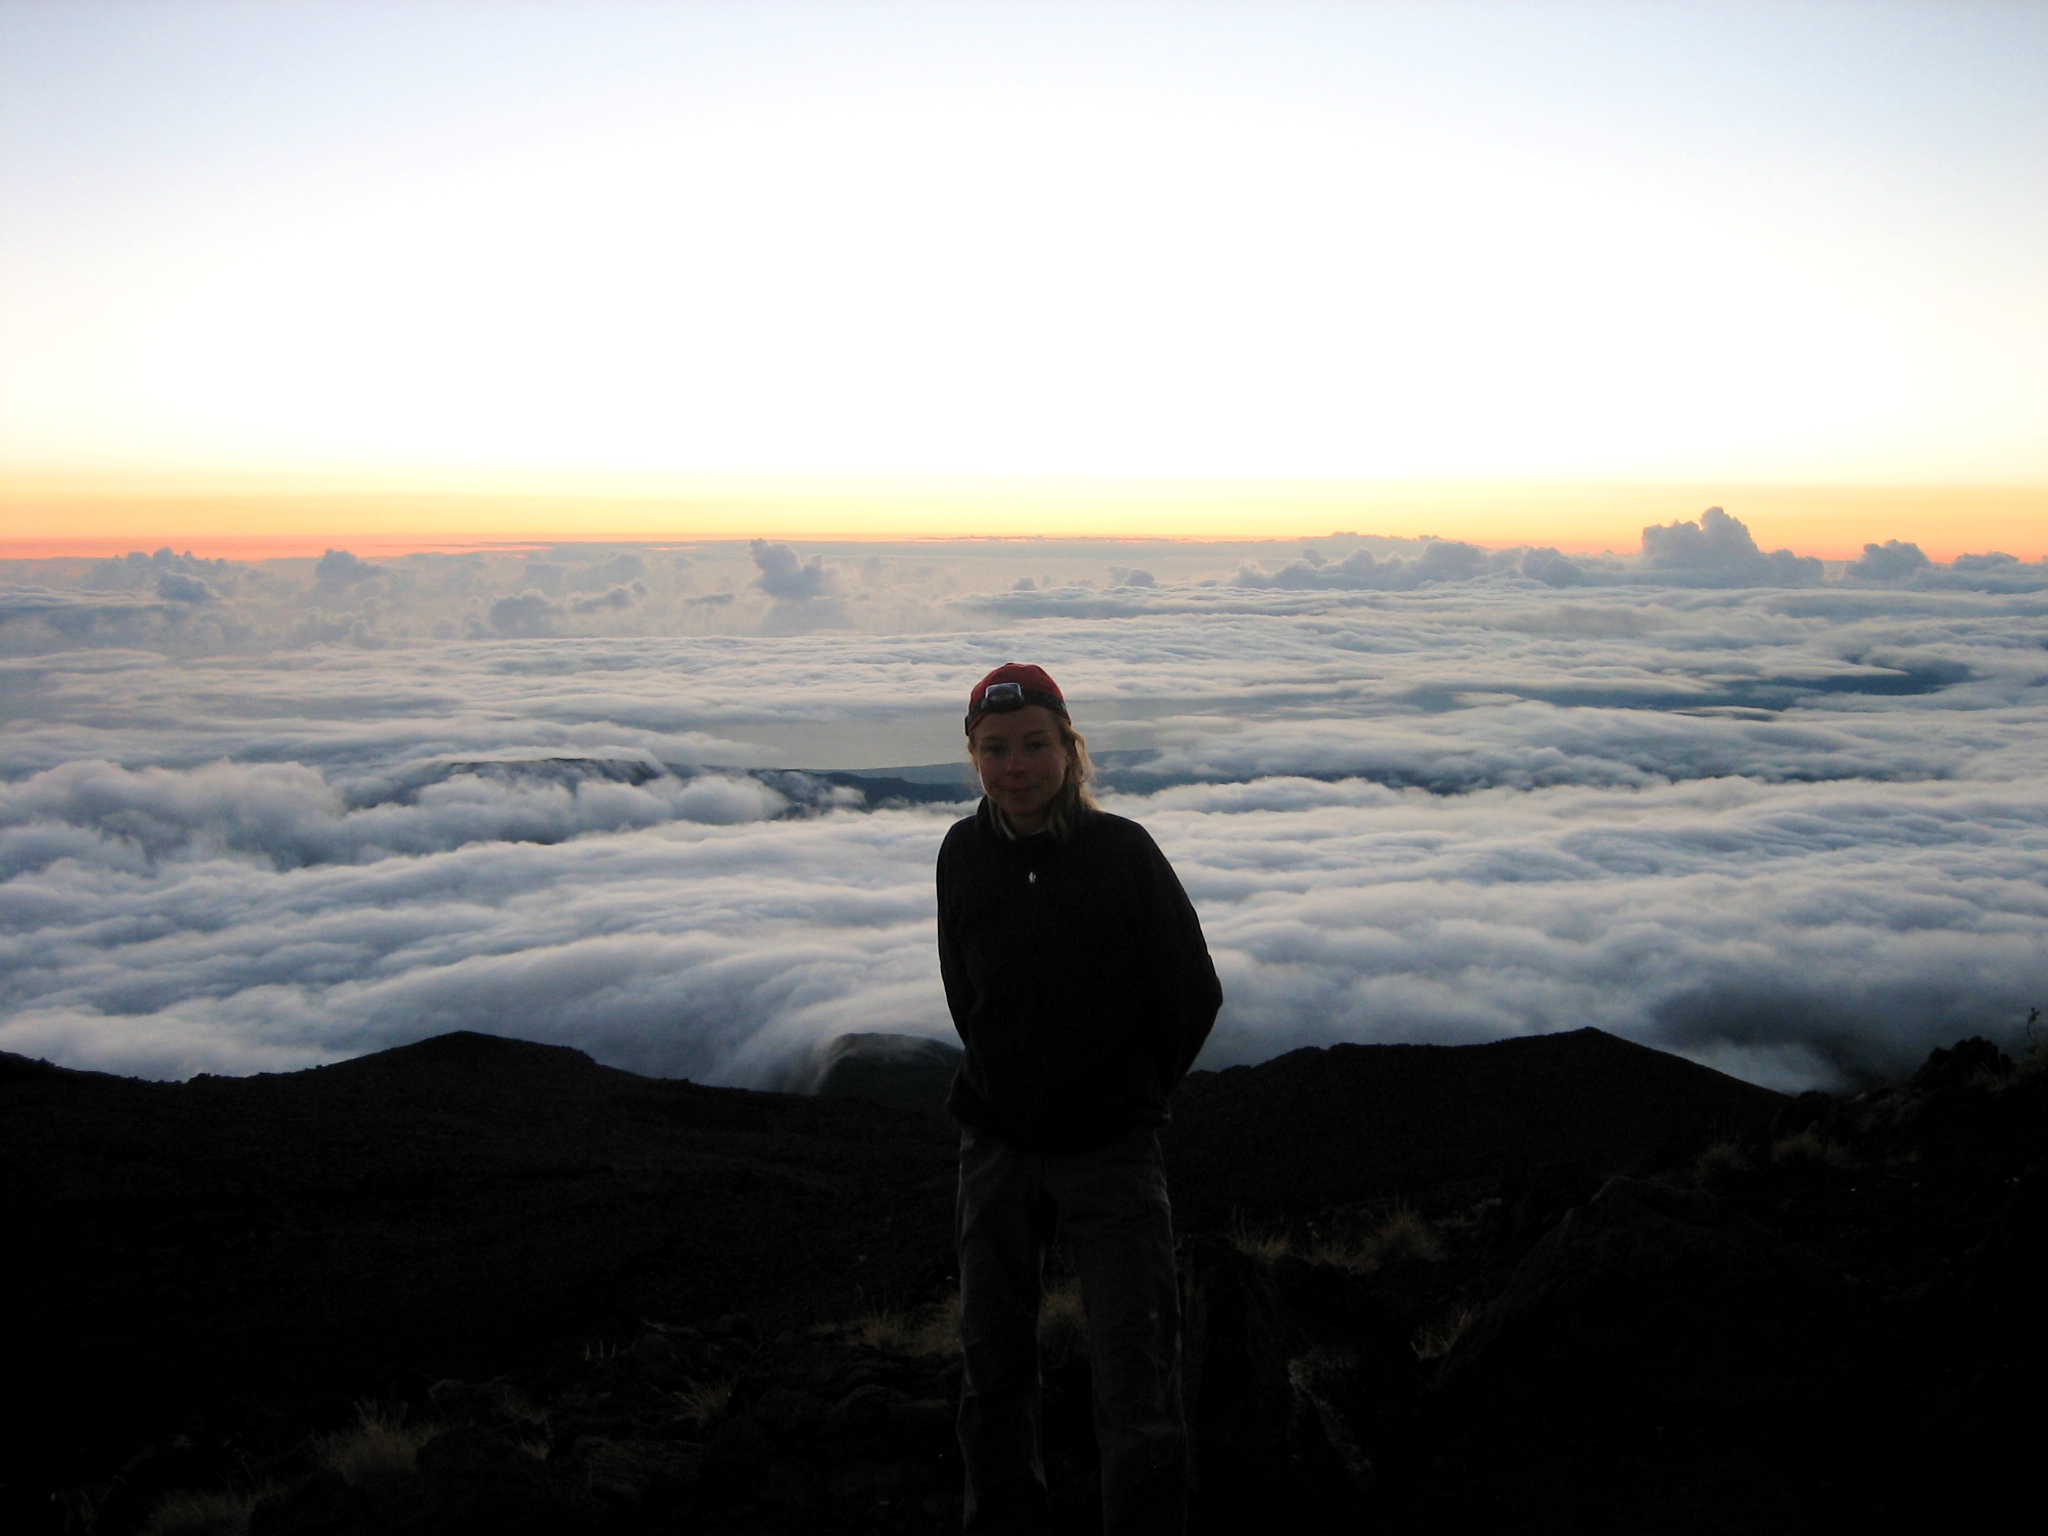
[{"xmin": 971, "ymin": 720, "xmax": 1099, "ymax": 841}]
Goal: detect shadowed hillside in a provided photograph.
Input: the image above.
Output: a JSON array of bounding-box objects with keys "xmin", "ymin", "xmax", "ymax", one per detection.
[
  {"xmin": 1166, "ymin": 1028, "xmax": 1784, "ymax": 1225},
  {"xmin": 0, "ymin": 1032, "xmax": 958, "ymax": 1528},
  {"xmin": 4, "ymin": 1027, "xmax": 2039, "ymax": 1535}
]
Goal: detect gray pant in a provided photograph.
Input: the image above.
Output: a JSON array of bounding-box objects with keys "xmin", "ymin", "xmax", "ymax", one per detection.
[{"xmin": 955, "ymin": 1124, "xmax": 1187, "ymax": 1536}]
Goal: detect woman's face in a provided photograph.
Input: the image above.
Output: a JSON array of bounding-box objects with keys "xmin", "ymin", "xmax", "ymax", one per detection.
[{"xmin": 969, "ymin": 705, "xmax": 1069, "ymax": 832}]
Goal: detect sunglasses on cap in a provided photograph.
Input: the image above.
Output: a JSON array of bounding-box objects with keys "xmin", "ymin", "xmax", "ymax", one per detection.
[{"xmin": 966, "ymin": 680, "xmax": 1067, "ymax": 730}]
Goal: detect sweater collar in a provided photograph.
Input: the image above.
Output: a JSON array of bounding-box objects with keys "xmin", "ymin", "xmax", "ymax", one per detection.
[{"xmin": 976, "ymin": 795, "xmax": 1065, "ymax": 848}]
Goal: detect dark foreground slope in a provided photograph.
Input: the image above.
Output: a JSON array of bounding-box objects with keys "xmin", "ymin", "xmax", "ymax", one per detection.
[
  {"xmin": 1, "ymin": 1033, "xmax": 958, "ymax": 1526},
  {"xmin": 1166, "ymin": 1028, "xmax": 1783, "ymax": 1226},
  {"xmin": 5, "ymin": 1027, "xmax": 2040, "ymax": 1536}
]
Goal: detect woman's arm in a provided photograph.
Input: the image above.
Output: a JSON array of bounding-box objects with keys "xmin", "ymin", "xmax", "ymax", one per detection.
[
  {"xmin": 935, "ymin": 841, "xmax": 978, "ymax": 1037},
  {"xmin": 1136, "ymin": 830, "xmax": 1222, "ymax": 1089}
]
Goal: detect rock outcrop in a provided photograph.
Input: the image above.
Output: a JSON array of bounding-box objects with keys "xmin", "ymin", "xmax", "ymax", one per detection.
[{"xmin": 1182, "ymin": 1238, "xmax": 1419, "ymax": 1530}]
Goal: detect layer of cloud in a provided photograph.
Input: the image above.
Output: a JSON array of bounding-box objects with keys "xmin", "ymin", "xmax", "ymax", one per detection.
[
  {"xmin": 0, "ymin": 758, "xmax": 799, "ymax": 876},
  {"xmin": 2, "ymin": 767, "xmax": 2039, "ymax": 1094},
  {"xmin": 2, "ymin": 532, "xmax": 2044, "ymax": 1094},
  {"xmin": 6, "ymin": 510, "xmax": 2043, "ymax": 660}
]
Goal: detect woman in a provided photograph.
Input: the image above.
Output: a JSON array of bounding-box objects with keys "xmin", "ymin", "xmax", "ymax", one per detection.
[{"xmin": 937, "ymin": 662, "xmax": 1222, "ymax": 1536}]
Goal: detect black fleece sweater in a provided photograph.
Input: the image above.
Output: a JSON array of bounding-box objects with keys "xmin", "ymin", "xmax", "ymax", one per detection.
[{"xmin": 937, "ymin": 799, "xmax": 1222, "ymax": 1151}]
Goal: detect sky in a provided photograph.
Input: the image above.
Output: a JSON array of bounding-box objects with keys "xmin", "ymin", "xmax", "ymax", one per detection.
[
  {"xmin": 4, "ymin": 514, "xmax": 2045, "ymax": 1092},
  {"xmin": 3, "ymin": 1, "xmax": 2045, "ymax": 552},
  {"xmin": 1, "ymin": 6, "xmax": 2044, "ymax": 1094}
]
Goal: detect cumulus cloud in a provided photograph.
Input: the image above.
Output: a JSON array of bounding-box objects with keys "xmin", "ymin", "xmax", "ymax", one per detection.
[
  {"xmin": 568, "ymin": 582, "xmax": 643, "ymax": 614},
  {"xmin": 1518, "ymin": 547, "xmax": 1585, "ymax": 587},
  {"xmin": 82, "ymin": 547, "xmax": 233, "ymax": 592},
  {"xmin": 1233, "ymin": 539, "xmax": 1502, "ymax": 592},
  {"xmin": 750, "ymin": 539, "xmax": 840, "ymax": 601},
  {"xmin": 1874, "ymin": 548, "xmax": 2048, "ymax": 595},
  {"xmin": 1640, "ymin": 506, "xmax": 1822, "ymax": 587},
  {"xmin": 156, "ymin": 571, "xmax": 218, "ymax": 603},
  {"xmin": 2, "ymin": 541, "xmax": 2045, "ymax": 1093},
  {"xmin": 1952, "ymin": 552, "xmax": 2017, "ymax": 574},
  {"xmin": 313, "ymin": 548, "xmax": 382, "ymax": 589},
  {"xmin": 490, "ymin": 590, "xmax": 563, "ymax": 637},
  {"xmin": 1849, "ymin": 540, "xmax": 1933, "ymax": 582}
]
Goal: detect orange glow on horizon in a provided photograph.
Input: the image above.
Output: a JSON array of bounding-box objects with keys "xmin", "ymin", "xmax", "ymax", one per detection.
[
  {"xmin": 3, "ymin": 478, "xmax": 2042, "ymax": 565},
  {"xmin": 0, "ymin": 534, "xmax": 556, "ymax": 562}
]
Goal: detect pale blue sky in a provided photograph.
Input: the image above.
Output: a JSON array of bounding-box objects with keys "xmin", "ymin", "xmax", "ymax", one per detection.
[{"xmin": 3, "ymin": 0, "xmax": 2044, "ymax": 486}]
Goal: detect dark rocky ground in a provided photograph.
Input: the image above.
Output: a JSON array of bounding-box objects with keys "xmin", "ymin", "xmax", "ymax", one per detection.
[{"xmin": 3, "ymin": 1027, "xmax": 2040, "ymax": 1535}]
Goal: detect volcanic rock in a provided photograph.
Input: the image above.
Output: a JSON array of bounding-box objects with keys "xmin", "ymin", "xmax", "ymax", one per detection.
[
  {"xmin": 1182, "ymin": 1238, "xmax": 1419, "ymax": 1531},
  {"xmin": 1425, "ymin": 1174, "xmax": 1875, "ymax": 1531}
]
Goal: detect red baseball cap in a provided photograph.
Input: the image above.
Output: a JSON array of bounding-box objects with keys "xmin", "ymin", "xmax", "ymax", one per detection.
[{"xmin": 964, "ymin": 663, "xmax": 1067, "ymax": 735}]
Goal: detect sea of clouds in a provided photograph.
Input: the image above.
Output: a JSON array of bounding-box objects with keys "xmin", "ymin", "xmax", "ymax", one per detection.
[{"xmin": 2, "ymin": 510, "xmax": 2044, "ymax": 1092}]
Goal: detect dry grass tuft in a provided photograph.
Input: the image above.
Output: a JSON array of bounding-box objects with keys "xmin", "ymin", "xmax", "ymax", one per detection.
[
  {"xmin": 920, "ymin": 1290, "xmax": 966, "ymax": 1355},
  {"xmin": 1228, "ymin": 1213, "xmax": 1291, "ymax": 1260},
  {"xmin": 314, "ymin": 1401, "xmax": 436, "ymax": 1485},
  {"xmin": 669, "ymin": 1374, "xmax": 740, "ymax": 1426},
  {"xmin": 1308, "ymin": 1203, "xmax": 1446, "ymax": 1271},
  {"xmin": 141, "ymin": 1488, "xmax": 268, "ymax": 1536},
  {"xmin": 857, "ymin": 1279, "xmax": 1086, "ymax": 1359},
  {"xmin": 1370, "ymin": 1204, "xmax": 1446, "ymax": 1265},
  {"xmin": 853, "ymin": 1290, "xmax": 962, "ymax": 1358},
  {"xmin": 1693, "ymin": 1138, "xmax": 1753, "ymax": 1182},
  {"xmin": 851, "ymin": 1308, "xmax": 911, "ymax": 1351},
  {"xmin": 1038, "ymin": 1276, "xmax": 1088, "ymax": 1353},
  {"xmin": 1226, "ymin": 1202, "xmax": 1452, "ymax": 1273},
  {"xmin": 1413, "ymin": 1306, "xmax": 1478, "ymax": 1362},
  {"xmin": 1771, "ymin": 1128, "xmax": 1859, "ymax": 1170}
]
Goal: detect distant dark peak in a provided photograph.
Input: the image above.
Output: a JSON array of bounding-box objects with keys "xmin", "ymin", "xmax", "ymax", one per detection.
[
  {"xmin": 0, "ymin": 1050, "xmax": 147, "ymax": 1087},
  {"xmin": 1911, "ymin": 1036, "xmax": 2014, "ymax": 1091},
  {"xmin": 1317, "ymin": 1026, "xmax": 1618, "ymax": 1059},
  {"xmin": 1168, "ymin": 1025, "xmax": 1788, "ymax": 1226},
  {"xmin": 0, "ymin": 1050, "xmax": 69, "ymax": 1082},
  {"xmin": 322, "ymin": 1031, "xmax": 603, "ymax": 1079},
  {"xmin": 1242, "ymin": 1027, "xmax": 1737, "ymax": 1082},
  {"xmin": 815, "ymin": 1032, "xmax": 963, "ymax": 1071},
  {"xmin": 1468, "ymin": 1026, "xmax": 1684, "ymax": 1064},
  {"xmin": 437, "ymin": 757, "xmax": 667, "ymax": 787},
  {"xmin": 361, "ymin": 757, "xmax": 671, "ymax": 808},
  {"xmin": 810, "ymin": 1032, "xmax": 962, "ymax": 1120}
]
